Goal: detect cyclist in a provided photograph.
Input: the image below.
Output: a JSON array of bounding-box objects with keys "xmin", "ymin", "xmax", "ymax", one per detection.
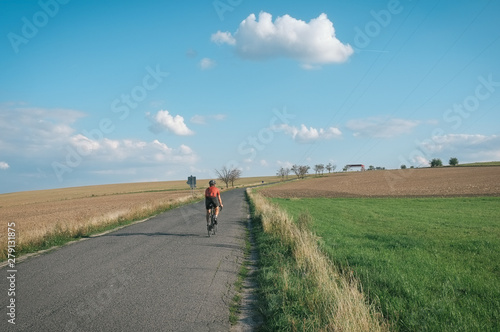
[{"xmin": 205, "ymin": 180, "xmax": 223, "ymax": 227}]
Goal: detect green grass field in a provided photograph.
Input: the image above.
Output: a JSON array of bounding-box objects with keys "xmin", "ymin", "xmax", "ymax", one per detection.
[
  {"xmin": 270, "ymin": 197, "xmax": 500, "ymax": 331},
  {"xmin": 457, "ymin": 161, "xmax": 500, "ymax": 167}
]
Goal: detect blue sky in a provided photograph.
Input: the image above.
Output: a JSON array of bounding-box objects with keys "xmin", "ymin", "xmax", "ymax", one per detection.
[{"xmin": 1, "ymin": 0, "xmax": 499, "ymax": 194}]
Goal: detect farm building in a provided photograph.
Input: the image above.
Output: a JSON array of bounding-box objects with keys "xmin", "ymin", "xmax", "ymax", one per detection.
[{"xmin": 345, "ymin": 164, "xmax": 365, "ymax": 171}]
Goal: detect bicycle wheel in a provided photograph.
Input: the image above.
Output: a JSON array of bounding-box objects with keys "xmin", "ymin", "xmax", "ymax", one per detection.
[
  {"xmin": 211, "ymin": 215, "xmax": 216, "ymax": 235},
  {"xmin": 208, "ymin": 209, "xmax": 214, "ymax": 237}
]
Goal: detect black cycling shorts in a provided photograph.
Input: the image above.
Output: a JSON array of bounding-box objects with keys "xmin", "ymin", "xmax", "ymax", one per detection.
[{"xmin": 205, "ymin": 197, "xmax": 219, "ymax": 210}]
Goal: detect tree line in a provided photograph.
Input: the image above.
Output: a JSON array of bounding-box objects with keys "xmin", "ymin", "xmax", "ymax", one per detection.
[
  {"xmin": 277, "ymin": 163, "xmax": 337, "ymax": 180},
  {"xmin": 214, "ymin": 157, "xmax": 459, "ymax": 188},
  {"xmin": 401, "ymin": 157, "xmax": 459, "ymax": 169}
]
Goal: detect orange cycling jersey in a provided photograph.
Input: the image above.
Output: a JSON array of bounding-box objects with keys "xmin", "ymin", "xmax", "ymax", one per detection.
[{"xmin": 205, "ymin": 186, "xmax": 220, "ymax": 198}]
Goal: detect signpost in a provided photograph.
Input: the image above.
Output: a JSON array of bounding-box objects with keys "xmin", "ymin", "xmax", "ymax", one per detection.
[{"xmin": 187, "ymin": 175, "xmax": 196, "ymax": 196}]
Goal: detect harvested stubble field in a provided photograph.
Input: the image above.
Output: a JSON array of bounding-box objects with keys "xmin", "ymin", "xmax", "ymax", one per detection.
[
  {"xmin": 260, "ymin": 166, "xmax": 500, "ymax": 198},
  {"xmin": 0, "ymin": 183, "xmax": 204, "ymax": 260}
]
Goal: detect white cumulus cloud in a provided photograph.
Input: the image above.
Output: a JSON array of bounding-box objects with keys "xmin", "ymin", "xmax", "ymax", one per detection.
[
  {"xmin": 149, "ymin": 110, "xmax": 194, "ymax": 136},
  {"xmin": 346, "ymin": 117, "xmax": 420, "ymax": 138},
  {"xmin": 0, "ymin": 161, "xmax": 9, "ymax": 170},
  {"xmin": 211, "ymin": 12, "xmax": 353, "ymax": 67},
  {"xmin": 412, "ymin": 155, "xmax": 430, "ymax": 167},
  {"xmin": 277, "ymin": 124, "xmax": 342, "ymax": 143},
  {"xmin": 68, "ymin": 135, "xmax": 198, "ymax": 165}
]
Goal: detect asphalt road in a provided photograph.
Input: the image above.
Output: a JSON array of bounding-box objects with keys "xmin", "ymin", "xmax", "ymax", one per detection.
[{"xmin": 1, "ymin": 188, "xmax": 248, "ymax": 332}]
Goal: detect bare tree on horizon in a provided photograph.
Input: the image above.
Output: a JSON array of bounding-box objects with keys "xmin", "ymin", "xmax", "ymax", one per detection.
[{"xmin": 215, "ymin": 166, "xmax": 242, "ymax": 188}]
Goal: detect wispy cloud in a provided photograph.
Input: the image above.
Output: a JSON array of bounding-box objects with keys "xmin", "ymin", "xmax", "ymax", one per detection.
[
  {"xmin": 277, "ymin": 160, "xmax": 293, "ymax": 169},
  {"xmin": 346, "ymin": 117, "xmax": 420, "ymax": 138},
  {"xmin": 211, "ymin": 12, "xmax": 353, "ymax": 67},
  {"xmin": 211, "ymin": 31, "xmax": 235, "ymax": 45},
  {"xmin": 190, "ymin": 114, "xmax": 226, "ymax": 125},
  {"xmin": 148, "ymin": 110, "xmax": 194, "ymax": 136},
  {"xmin": 276, "ymin": 124, "xmax": 342, "ymax": 143},
  {"xmin": 199, "ymin": 57, "xmax": 216, "ymax": 70},
  {"xmin": 421, "ymin": 134, "xmax": 500, "ymax": 161},
  {"xmin": 0, "ymin": 103, "xmax": 85, "ymax": 154},
  {"xmin": 185, "ymin": 48, "xmax": 198, "ymax": 58}
]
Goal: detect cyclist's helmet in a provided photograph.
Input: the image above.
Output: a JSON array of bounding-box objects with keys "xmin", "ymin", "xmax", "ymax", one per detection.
[{"xmin": 209, "ymin": 180, "xmax": 216, "ymax": 186}]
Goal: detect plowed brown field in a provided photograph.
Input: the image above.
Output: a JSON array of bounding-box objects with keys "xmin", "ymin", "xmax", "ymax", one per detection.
[{"xmin": 260, "ymin": 166, "xmax": 500, "ymax": 198}]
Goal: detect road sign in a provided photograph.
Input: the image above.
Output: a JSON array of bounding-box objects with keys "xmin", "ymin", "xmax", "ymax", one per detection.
[{"xmin": 187, "ymin": 175, "xmax": 196, "ymax": 189}]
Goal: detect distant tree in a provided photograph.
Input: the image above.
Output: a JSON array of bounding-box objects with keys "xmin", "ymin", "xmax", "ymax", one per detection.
[
  {"xmin": 291, "ymin": 164, "xmax": 309, "ymax": 179},
  {"xmin": 368, "ymin": 165, "xmax": 375, "ymax": 171},
  {"xmin": 401, "ymin": 165, "xmax": 407, "ymax": 169},
  {"xmin": 276, "ymin": 167, "xmax": 283, "ymax": 180},
  {"xmin": 314, "ymin": 164, "xmax": 325, "ymax": 175},
  {"xmin": 215, "ymin": 166, "xmax": 231, "ymax": 188},
  {"xmin": 229, "ymin": 168, "xmax": 241, "ymax": 187},
  {"xmin": 430, "ymin": 158, "xmax": 443, "ymax": 167},
  {"xmin": 299, "ymin": 165, "xmax": 310, "ymax": 179},
  {"xmin": 291, "ymin": 164, "xmax": 301, "ymax": 179},
  {"xmin": 215, "ymin": 166, "xmax": 241, "ymax": 188},
  {"xmin": 343, "ymin": 165, "xmax": 348, "ymax": 172},
  {"xmin": 326, "ymin": 163, "xmax": 336, "ymax": 173},
  {"xmin": 449, "ymin": 157, "xmax": 459, "ymax": 166},
  {"xmin": 277, "ymin": 167, "xmax": 290, "ymax": 181}
]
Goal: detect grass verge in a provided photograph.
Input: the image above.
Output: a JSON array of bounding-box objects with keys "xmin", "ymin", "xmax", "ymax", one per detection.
[
  {"xmin": 230, "ymin": 223, "xmax": 251, "ymax": 325},
  {"xmin": 1, "ymin": 194, "xmax": 202, "ymax": 261},
  {"xmin": 270, "ymin": 196, "xmax": 500, "ymax": 331},
  {"xmin": 247, "ymin": 189, "xmax": 387, "ymax": 331}
]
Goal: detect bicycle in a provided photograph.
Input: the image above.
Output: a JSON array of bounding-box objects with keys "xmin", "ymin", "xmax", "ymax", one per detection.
[{"xmin": 207, "ymin": 203, "xmax": 221, "ymax": 237}]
